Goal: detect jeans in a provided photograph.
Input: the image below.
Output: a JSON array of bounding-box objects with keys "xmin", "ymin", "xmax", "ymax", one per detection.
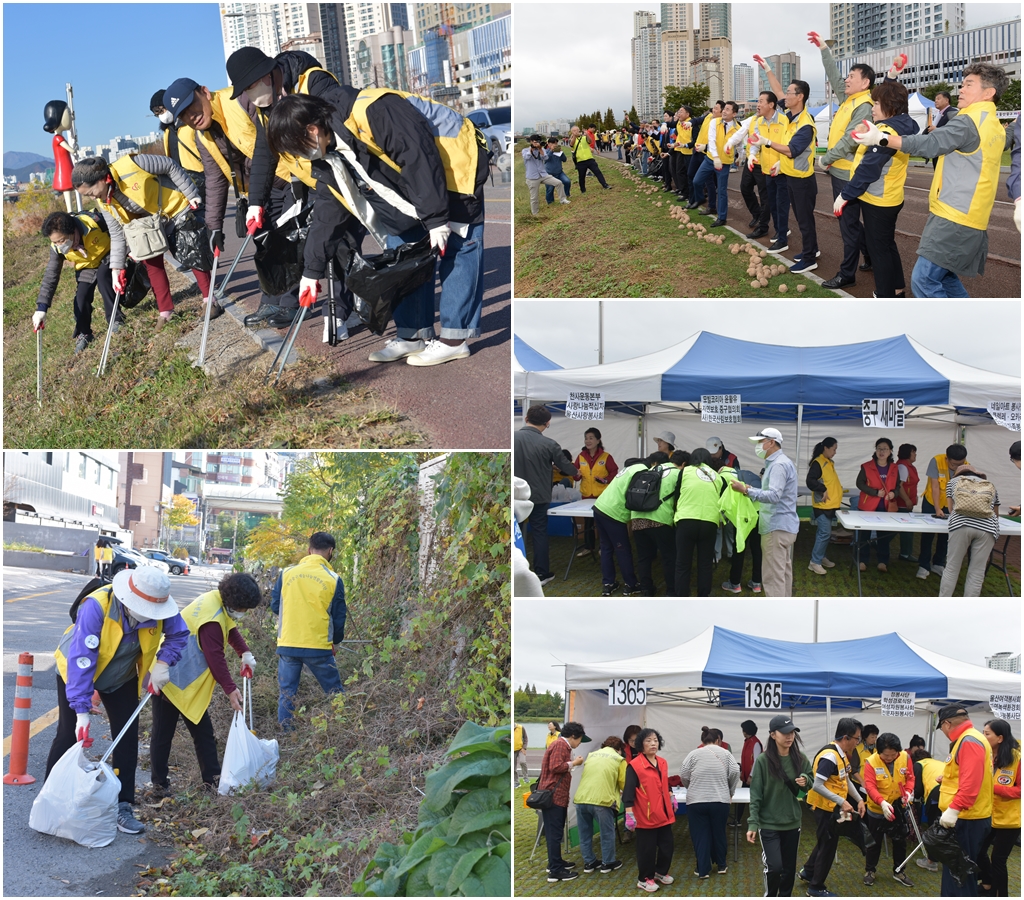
[
  {"xmin": 634, "ymin": 524, "xmax": 676, "ymax": 596},
  {"xmin": 149, "ymin": 690, "xmax": 220, "ymax": 787},
  {"xmin": 542, "ymin": 804, "xmax": 569, "ymax": 874},
  {"xmin": 617, "ymin": 144, "xmax": 623, "ymax": 159},
  {"xmin": 527, "ymin": 501, "xmax": 551, "ymax": 579},
  {"xmin": 575, "ymin": 803, "xmax": 617, "ymax": 866},
  {"xmin": 388, "ymin": 222, "xmax": 484, "ymax": 340},
  {"xmin": 942, "ymin": 816, "xmax": 990, "ymax": 896},
  {"xmin": 640, "ymin": 149, "xmax": 650, "ymax": 175},
  {"xmin": 689, "ymin": 801, "xmax": 730, "ymax": 876},
  {"xmin": 918, "ymin": 498, "xmax": 948, "ymax": 570},
  {"xmin": 830, "ymin": 173, "xmax": 870, "ymax": 279},
  {"xmin": 911, "ymin": 255, "xmax": 971, "ymax": 298},
  {"xmin": 688, "ymin": 151, "xmax": 707, "ymax": 200},
  {"xmin": 759, "ymin": 827, "xmax": 801, "ymax": 896},
  {"xmin": 277, "ymin": 653, "xmax": 342, "ymax": 725},
  {"xmin": 692, "ymin": 158, "xmax": 731, "ymax": 220},
  {"xmin": 939, "ymin": 526, "xmax": 996, "ymax": 597},
  {"xmin": 544, "ymin": 172, "xmax": 572, "ymax": 203},
  {"xmin": 810, "ymin": 509, "xmax": 833, "ymax": 565},
  {"xmin": 593, "ymin": 507, "xmax": 637, "ymax": 588},
  {"xmin": 675, "ymin": 519, "xmax": 718, "ymax": 596}
]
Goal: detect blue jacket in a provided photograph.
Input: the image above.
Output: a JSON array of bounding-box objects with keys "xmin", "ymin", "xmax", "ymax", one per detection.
[
  {"xmin": 544, "ymin": 148, "xmax": 567, "ymax": 176},
  {"xmin": 843, "ymin": 112, "xmax": 920, "ymax": 200}
]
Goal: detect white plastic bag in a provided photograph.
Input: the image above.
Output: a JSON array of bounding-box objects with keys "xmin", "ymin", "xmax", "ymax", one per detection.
[
  {"xmin": 29, "ymin": 741, "xmax": 120, "ymax": 847},
  {"xmin": 218, "ymin": 678, "xmax": 278, "ymax": 795}
]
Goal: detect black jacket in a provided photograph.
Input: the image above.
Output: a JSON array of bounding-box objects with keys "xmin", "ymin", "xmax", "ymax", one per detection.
[{"xmin": 36, "ymin": 212, "xmax": 108, "ymax": 310}]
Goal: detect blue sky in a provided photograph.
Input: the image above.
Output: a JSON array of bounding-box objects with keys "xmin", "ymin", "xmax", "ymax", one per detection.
[{"xmin": 3, "ymin": 4, "xmax": 227, "ymax": 157}]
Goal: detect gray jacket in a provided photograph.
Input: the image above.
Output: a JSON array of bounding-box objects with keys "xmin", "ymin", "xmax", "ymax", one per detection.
[{"xmin": 514, "ymin": 425, "xmax": 577, "ymax": 505}]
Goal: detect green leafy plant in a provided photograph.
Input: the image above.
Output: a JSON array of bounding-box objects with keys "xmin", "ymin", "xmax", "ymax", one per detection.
[{"xmin": 354, "ymin": 722, "xmax": 511, "ymax": 897}]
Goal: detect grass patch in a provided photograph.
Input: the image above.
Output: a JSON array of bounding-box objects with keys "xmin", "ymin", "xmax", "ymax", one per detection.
[
  {"xmin": 2, "ymin": 541, "xmax": 47, "ymax": 552},
  {"xmin": 513, "ymin": 144, "xmax": 838, "ymax": 299},
  {"xmin": 3, "ymin": 206, "xmax": 419, "ymax": 449}
]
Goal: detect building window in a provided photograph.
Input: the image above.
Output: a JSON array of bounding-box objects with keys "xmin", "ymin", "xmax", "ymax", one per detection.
[{"xmin": 79, "ymin": 453, "xmax": 87, "ymax": 479}]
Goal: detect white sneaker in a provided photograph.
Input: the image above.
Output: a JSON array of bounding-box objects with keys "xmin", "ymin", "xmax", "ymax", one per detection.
[
  {"xmin": 322, "ymin": 317, "xmax": 349, "ymax": 342},
  {"xmin": 808, "ymin": 563, "xmax": 827, "ymax": 575},
  {"xmin": 931, "ymin": 564, "xmax": 945, "ymax": 576},
  {"xmin": 368, "ymin": 338, "xmax": 426, "ymax": 363},
  {"xmin": 406, "ymin": 339, "xmax": 470, "ymax": 367},
  {"xmin": 916, "ymin": 567, "xmax": 930, "ymax": 579},
  {"xmin": 560, "ymin": 198, "xmax": 571, "ymax": 204},
  {"xmin": 821, "ymin": 558, "xmax": 836, "ymax": 568}
]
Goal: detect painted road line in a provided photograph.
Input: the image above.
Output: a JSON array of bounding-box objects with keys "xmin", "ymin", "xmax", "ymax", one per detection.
[
  {"xmin": 4, "ymin": 589, "xmax": 64, "ymax": 603},
  {"xmin": 3, "ymin": 706, "xmax": 60, "ymax": 757}
]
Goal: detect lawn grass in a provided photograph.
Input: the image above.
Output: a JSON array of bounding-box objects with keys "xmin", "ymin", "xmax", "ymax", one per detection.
[
  {"xmin": 514, "ymin": 145, "xmax": 839, "ymax": 299},
  {"xmin": 512, "ymin": 799, "xmax": 1021, "ymax": 897},
  {"xmin": 535, "ymin": 519, "xmax": 1020, "ymax": 598},
  {"xmin": 2, "ymin": 212, "xmax": 419, "ymax": 449}
]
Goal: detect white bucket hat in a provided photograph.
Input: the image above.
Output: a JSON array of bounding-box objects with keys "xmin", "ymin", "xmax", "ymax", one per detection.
[
  {"xmin": 654, "ymin": 431, "xmax": 676, "ymax": 446},
  {"xmin": 112, "ymin": 566, "xmax": 178, "ymax": 620}
]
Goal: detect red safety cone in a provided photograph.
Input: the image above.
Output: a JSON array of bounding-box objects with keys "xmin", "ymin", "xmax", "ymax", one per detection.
[{"xmin": 4, "ymin": 653, "xmax": 36, "ymax": 784}]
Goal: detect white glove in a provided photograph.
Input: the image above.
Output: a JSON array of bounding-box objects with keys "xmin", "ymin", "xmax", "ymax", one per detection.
[
  {"xmin": 714, "ymin": 159, "xmax": 723, "ymax": 171},
  {"xmin": 903, "ymin": 790, "xmax": 914, "ymax": 804},
  {"xmin": 189, "ymin": 196, "xmax": 202, "ymax": 210},
  {"xmin": 747, "ymin": 132, "xmax": 765, "ymax": 148},
  {"xmin": 241, "ymin": 651, "xmax": 256, "ymax": 675},
  {"xmin": 32, "ymin": 310, "xmax": 46, "ymax": 332},
  {"xmin": 817, "ymin": 156, "xmax": 831, "ymax": 171},
  {"xmin": 149, "ymin": 660, "xmax": 171, "ymax": 693},
  {"xmin": 429, "ymin": 224, "xmax": 451, "ymax": 256},
  {"xmin": 695, "ymin": 143, "xmax": 707, "ymax": 153},
  {"xmin": 1015, "ymin": 197, "xmax": 1021, "ymax": 234},
  {"xmin": 881, "ymin": 800, "xmax": 895, "ymax": 821},
  {"xmin": 748, "ymin": 154, "xmax": 758, "ymax": 172},
  {"xmin": 851, "ymin": 119, "xmax": 884, "ymax": 146},
  {"xmin": 769, "ymin": 160, "xmax": 781, "ymax": 177},
  {"xmin": 76, "ymin": 712, "xmax": 91, "ymax": 734},
  {"xmin": 939, "ymin": 806, "xmax": 960, "ymax": 828},
  {"xmin": 322, "ymin": 316, "xmax": 348, "ymax": 342},
  {"xmin": 245, "ymin": 204, "xmax": 264, "ymax": 230},
  {"xmin": 298, "ymin": 276, "xmax": 321, "ymax": 308},
  {"xmin": 833, "ymin": 194, "xmax": 848, "ymax": 216}
]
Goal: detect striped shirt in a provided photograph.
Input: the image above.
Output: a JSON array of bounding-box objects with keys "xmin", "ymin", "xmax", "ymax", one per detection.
[{"xmin": 947, "ymin": 476, "xmax": 1001, "ymax": 537}]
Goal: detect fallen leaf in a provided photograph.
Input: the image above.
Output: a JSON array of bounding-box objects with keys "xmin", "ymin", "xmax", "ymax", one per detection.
[
  {"xmin": 312, "ymin": 781, "xmax": 325, "ymax": 790},
  {"xmin": 191, "ymin": 827, "xmax": 208, "ymax": 838},
  {"xmin": 146, "ymin": 799, "xmax": 166, "ymax": 808}
]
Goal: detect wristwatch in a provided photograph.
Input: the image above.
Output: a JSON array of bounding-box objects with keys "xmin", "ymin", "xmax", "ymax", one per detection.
[
  {"xmin": 765, "ymin": 139, "xmax": 772, "ymax": 148},
  {"xmin": 878, "ymin": 135, "xmax": 889, "ymax": 147}
]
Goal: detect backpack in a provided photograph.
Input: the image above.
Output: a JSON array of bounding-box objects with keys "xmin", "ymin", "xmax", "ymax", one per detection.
[
  {"xmin": 69, "ymin": 577, "xmax": 111, "ymax": 623},
  {"xmin": 625, "ymin": 468, "xmax": 663, "ymax": 512},
  {"xmin": 951, "ymin": 476, "xmax": 996, "ymax": 517}
]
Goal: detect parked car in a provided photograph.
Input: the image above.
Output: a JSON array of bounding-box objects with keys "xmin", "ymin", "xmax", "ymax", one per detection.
[
  {"xmin": 140, "ymin": 549, "xmax": 189, "ymax": 575},
  {"xmin": 109, "ymin": 546, "xmax": 170, "ymax": 576},
  {"xmin": 467, "ymin": 107, "xmax": 511, "ymax": 156}
]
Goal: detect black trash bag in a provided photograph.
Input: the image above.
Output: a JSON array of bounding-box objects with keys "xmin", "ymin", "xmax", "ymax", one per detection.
[
  {"xmin": 335, "ymin": 237, "xmax": 437, "ymax": 336},
  {"xmin": 174, "ymin": 212, "xmax": 213, "ymax": 272},
  {"xmin": 253, "ymin": 211, "xmax": 309, "ymax": 297},
  {"xmin": 833, "ymin": 808, "xmax": 872, "ymax": 854},
  {"xmin": 648, "ymin": 156, "xmax": 665, "ymax": 176},
  {"xmin": 922, "ymin": 822, "xmax": 978, "ymax": 886},
  {"xmin": 119, "ymin": 259, "xmax": 151, "ymax": 310},
  {"xmin": 234, "ymin": 196, "xmax": 249, "ymax": 240}
]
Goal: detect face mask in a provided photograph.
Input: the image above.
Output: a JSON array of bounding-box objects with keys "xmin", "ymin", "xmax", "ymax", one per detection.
[
  {"xmin": 125, "ymin": 610, "xmax": 141, "ymax": 629},
  {"xmin": 158, "ymin": 110, "xmax": 174, "ymax": 125},
  {"xmin": 247, "ymin": 81, "xmax": 274, "ymax": 108},
  {"xmin": 227, "ymin": 609, "xmax": 247, "ymax": 620},
  {"xmin": 55, "ymin": 240, "xmax": 74, "ymax": 254},
  {"xmin": 295, "ymin": 142, "xmax": 323, "ymax": 161},
  {"xmin": 755, "ymin": 443, "xmax": 768, "ymax": 459}
]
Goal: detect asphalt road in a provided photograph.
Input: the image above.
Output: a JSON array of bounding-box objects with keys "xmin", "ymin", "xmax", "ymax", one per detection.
[
  {"xmin": 594, "ymin": 148, "xmax": 1021, "ymax": 298},
  {"xmin": 215, "ymin": 177, "xmax": 511, "ymax": 450},
  {"xmin": 2, "ymin": 565, "xmax": 224, "ymax": 897}
]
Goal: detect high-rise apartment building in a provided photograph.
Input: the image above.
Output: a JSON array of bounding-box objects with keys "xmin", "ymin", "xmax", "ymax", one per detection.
[
  {"xmin": 632, "ymin": 18, "xmax": 663, "ymax": 120},
  {"xmin": 986, "ymin": 651, "xmax": 1021, "ymax": 672},
  {"xmin": 411, "ymin": 3, "xmax": 510, "ymax": 45},
  {"xmin": 220, "ymin": 3, "xmax": 326, "ymax": 63},
  {"xmin": 694, "ymin": 3, "xmax": 732, "ymax": 101},
  {"xmin": 660, "ymin": 4, "xmax": 694, "ymax": 92},
  {"xmin": 758, "ymin": 52, "xmax": 801, "ymax": 95},
  {"xmin": 829, "ymin": 3, "xmax": 966, "ymax": 57},
  {"xmin": 319, "ymin": 4, "xmax": 352, "ymax": 85},
  {"xmin": 733, "ymin": 62, "xmax": 755, "ymax": 103}
]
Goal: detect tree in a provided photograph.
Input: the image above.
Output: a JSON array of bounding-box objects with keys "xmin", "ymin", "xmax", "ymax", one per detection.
[
  {"xmin": 921, "ymin": 81, "xmax": 955, "ymax": 103},
  {"xmin": 998, "ymin": 79, "xmax": 1020, "ymax": 112},
  {"xmin": 626, "ymin": 105, "xmax": 639, "ymax": 126},
  {"xmin": 603, "ymin": 107, "xmax": 616, "ymax": 130},
  {"xmin": 164, "ymin": 494, "xmax": 200, "ymax": 528},
  {"xmin": 664, "ymin": 82, "xmax": 711, "ymax": 116}
]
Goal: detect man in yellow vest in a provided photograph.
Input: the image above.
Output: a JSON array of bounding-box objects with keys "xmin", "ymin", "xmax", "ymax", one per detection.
[
  {"xmin": 853, "ymin": 63, "xmax": 1011, "ymax": 297},
  {"xmin": 45, "ymin": 566, "xmax": 189, "ymax": 835},
  {"xmin": 33, "ymin": 210, "xmax": 121, "ymax": 354},
  {"xmin": 935, "ymin": 704, "xmax": 993, "ymax": 896},
  {"xmin": 271, "ymin": 532, "xmax": 346, "ymax": 728},
  {"xmin": 807, "ymin": 32, "xmax": 876, "ymax": 289},
  {"xmin": 691, "ymin": 101, "xmax": 741, "ymax": 228},
  {"xmin": 799, "ymin": 717, "xmax": 866, "ymax": 896},
  {"xmin": 148, "ymin": 573, "xmax": 261, "ymax": 796},
  {"xmin": 671, "ymin": 106, "xmax": 693, "ymax": 200}
]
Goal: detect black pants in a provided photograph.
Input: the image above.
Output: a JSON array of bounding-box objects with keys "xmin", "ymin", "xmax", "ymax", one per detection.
[
  {"xmin": 803, "ymin": 807, "xmax": 840, "ymax": 891},
  {"xmin": 675, "ymin": 519, "xmax": 718, "ymax": 597},
  {"xmin": 661, "ymin": 153, "xmax": 674, "ymax": 191},
  {"xmin": 542, "ymin": 804, "xmax": 569, "ymax": 874},
  {"xmin": 787, "ymin": 176, "xmax": 818, "ymax": 258},
  {"xmin": 865, "ymin": 814, "xmax": 906, "ymax": 873},
  {"xmin": 918, "ymin": 498, "xmax": 948, "ymax": 570},
  {"xmin": 635, "ymin": 823, "xmax": 675, "ymax": 881},
  {"xmin": 759, "ymin": 827, "xmax": 802, "ymax": 896},
  {"xmin": 634, "ymin": 524, "xmax": 676, "ymax": 596},
  {"xmin": 527, "ymin": 501, "xmax": 551, "ymax": 580},
  {"xmin": 576, "ymin": 159, "xmax": 608, "ymax": 192},
  {"xmin": 976, "ymin": 826, "xmax": 1019, "ymax": 896},
  {"xmin": 72, "ymin": 258, "xmax": 120, "ymax": 338},
  {"xmin": 259, "ymin": 182, "xmax": 303, "ymax": 310},
  {"xmin": 860, "ymin": 202, "xmax": 906, "ymax": 296},
  {"xmin": 741, "ymin": 164, "xmax": 769, "ymax": 227},
  {"xmin": 830, "ymin": 174, "xmax": 870, "ymax": 279},
  {"xmin": 149, "ymin": 690, "xmax": 220, "ymax": 788},
  {"xmin": 46, "ymin": 673, "xmax": 139, "ymax": 805},
  {"xmin": 731, "ymin": 525, "xmax": 763, "ymax": 585},
  {"xmin": 671, "ymin": 153, "xmax": 689, "ymax": 198}
]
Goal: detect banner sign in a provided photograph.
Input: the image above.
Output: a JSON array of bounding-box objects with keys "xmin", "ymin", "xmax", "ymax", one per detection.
[
  {"xmin": 565, "ymin": 391, "xmax": 605, "ymax": 420},
  {"xmin": 989, "ymin": 694, "xmax": 1021, "ymax": 720},
  {"xmin": 881, "ymin": 690, "xmax": 916, "ymax": 717},
  {"xmin": 608, "ymin": 678, "xmax": 647, "ymax": 706},
  {"xmin": 862, "ymin": 398, "xmax": 905, "ymax": 428},
  {"xmin": 987, "ymin": 401, "xmax": 1021, "ymax": 432},
  {"xmin": 701, "ymin": 394, "xmax": 742, "ymax": 424}
]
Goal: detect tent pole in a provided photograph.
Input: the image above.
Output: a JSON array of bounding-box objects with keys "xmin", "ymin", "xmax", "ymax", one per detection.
[
  {"xmin": 598, "ymin": 300, "xmax": 604, "ymax": 365},
  {"xmin": 796, "ymin": 403, "xmax": 804, "ymax": 475},
  {"xmin": 825, "ymin": 695, "xmax": 832, "ymax": 742}
]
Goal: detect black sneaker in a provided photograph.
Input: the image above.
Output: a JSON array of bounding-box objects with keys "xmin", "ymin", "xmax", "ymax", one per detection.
[
  {"xmin": 538, "ymin": 574, "xmax": 556, "ymax": 587},
  {"xmin": 602, "ymin": 582, "xmax": 620, "ymax": 596},
  {"xmin": 583, "ymin": 860, "xmax": 603, "ymax": 874},
  {"xmin": 545, "ymin": 861, "xmax": 576, "ymax": 872},
  {"xmin": 600, "ymin": 860, "xmax": 624, "ymax": 873},
  {"xmin": 622, "ymin": 585, "xmax": 641, "ymax": 596},
  {"xmin": 74, "ymin": 333, "xmax": 95, "ymax": 354},
  {"xmin": 748, "ymin": 217, "xmax": 759, "ymax": 228},
  {"xmin": 746, "ymin": 226, "xmax": 769, "ymax": 239},
  {"xmin": 243, "ymin": 304, "xmax": 285, "ymax": 327},
  {"xmin": 797, "ymin": 867, "xmax": 811, "ymax": 883},
  {"xmin": 547, "ymin": 871, "xmax": 579, "ymax": 883},
  {"xmin": 768, "ymin": 239, "xmax": 789, "ymax": 253}
]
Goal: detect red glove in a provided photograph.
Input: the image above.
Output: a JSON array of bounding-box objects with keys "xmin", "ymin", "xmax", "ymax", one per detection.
[
  {"xmin": 240, "ymin": 665, "xmax": 253, "ymax": 679},
  {"xmin": 753, "ymin": 54, "xmax": 770, "ymax": 72},
  {"xmin": 115, "ymin": 268, "xmax": 128, "ymax": 293},
  {"xmin": 807, "ymin": 31, "xmax": 823, "ymax": 48},
  {"xmin": 76, "ymin": 713, "xmax": 93, "ymax": 748},
  {"xmin": 298, "ymin": 276, "xmax": 320, "ymax": 308}
]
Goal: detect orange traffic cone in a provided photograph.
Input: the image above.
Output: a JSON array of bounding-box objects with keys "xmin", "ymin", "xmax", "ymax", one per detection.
[{"xmin": 4, "ymin": 653, "xmax": 36, "ymax": 784}]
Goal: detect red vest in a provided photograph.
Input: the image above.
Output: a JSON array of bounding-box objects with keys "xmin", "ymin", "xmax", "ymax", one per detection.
[
  {"xmin": 898, "ymin": 460, "xmax": 920, "ymax": 509},
  {"xmin": 859, "ymin": 460, "xmax": 898, "ymax": 512},
  {"xmin": 741, "ymin": 735, "xmax": 763, "ymax": 784},
  {"xmin": 629, "ymin": 754, "xmax": 676, "ymax": 829}
]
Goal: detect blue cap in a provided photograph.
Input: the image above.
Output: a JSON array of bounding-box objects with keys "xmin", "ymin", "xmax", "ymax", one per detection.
[{"xmin": 164, "ymin": 78, "xmax": 201, "ymax": 124}]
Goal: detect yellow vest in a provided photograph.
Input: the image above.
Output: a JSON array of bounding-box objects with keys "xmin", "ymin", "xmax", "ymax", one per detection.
[
  {"xmin": 161, "ymin": 590, "xmax": 234, "ymax": 725},
  {"xmin": 716, "ymin": 119, "xmax": 736, "ymax": 164},
  {"xmin": 675, "ymin": 120, "xmax": 693, "ymax": 154},
  {"xmin": 165, "ymin": 125, "xmax": 204, "ymax": 173},
  {"xmin": 754, "ymin": 113, "xmax": 786, "ymax": 174},
  {"xmin": 58, "ymin": 214, "xmax": 110, "ymax": 271},
  {"xmin": 277, "ymin": 554, "xmax": 342, "ymax": 651},
  {"xmin": 940, "ymin": 725, "xmax": 994, "ymax": 820},
  {"xmin": 106, "ymin": 154, "xmax": 190, "ymax": 223},
  {"xmin": 812, "ymin": 454, "xmax": 843, "ymax": 510},
  {"xmin": 344, "ymin": 88, "xmax": 483, "ymax": 195},
  {"xmin": 918, "ymin": 756, "xmax": 945, "ymax": 799},
  {"xmin": 828, "ymin": 88, "xmax": 873, "ymax": 172},
  {"xmin": 645, "ymin": 135, "xmax": 660, "ymax": 156},
  {"xmin": 54, "ymin": 585, "xmax": 163, "ymax": 699},
  {"xmin": 992, "ymin": 748, "xmax": 1021, "ymax": 829},
  {"xmin": 807, "ymin": 743, "xmax": 852, "ymax": 812},
  {"xmin": 572, "ymin": 134, "xmax": 594, "ymax": 162},
  {"xmin": 930, "ymin": 101, "xmax": 1005, "ymax": 230},
  {"xmin": 865, "ymin": 750, "xmax": 911, "ymax": 813},
  {"xmin": 577, "ymin": 451, "xmax": 612, "ymax": 499},
  {"xmin": 781, "ymin": 108, "xmax": 817, "ymax": 178},
  {"xmin": 546, "ymin": 732, "xmax": 559, "ymax": 748},
  {"xmin": 513, "ymin": 725, "xmax": 524, "ymax": 752},
  {"xmin": 696, "ymin": 114, "xmax": 714, "ymax": 147},
  {"xmin": 849, "ymin": 123, "xmax": 910, "ymax": 207},
  {"xmin": 926, "ymin": 453, "xmax": 968, "ymax": 512}
]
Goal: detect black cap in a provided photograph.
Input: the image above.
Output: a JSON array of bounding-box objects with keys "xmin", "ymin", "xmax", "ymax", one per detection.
[
  {"xmin": 227, "ymin": 47, "xmax": 277, "ymax": 99},
  {"xmin": 769, "ymin": 715, "xmax": 799, "ymax": 734},
  {"xmin": 936, "ymin": 705, "xmax": 968, "ymax": 725},
  {"xmin": 560, "ymin": 722, "xmax": 592, "ymax": 743},
  {"xmin": 150, "ymin": 89, "xmax": 167, "ymax": 113}
]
